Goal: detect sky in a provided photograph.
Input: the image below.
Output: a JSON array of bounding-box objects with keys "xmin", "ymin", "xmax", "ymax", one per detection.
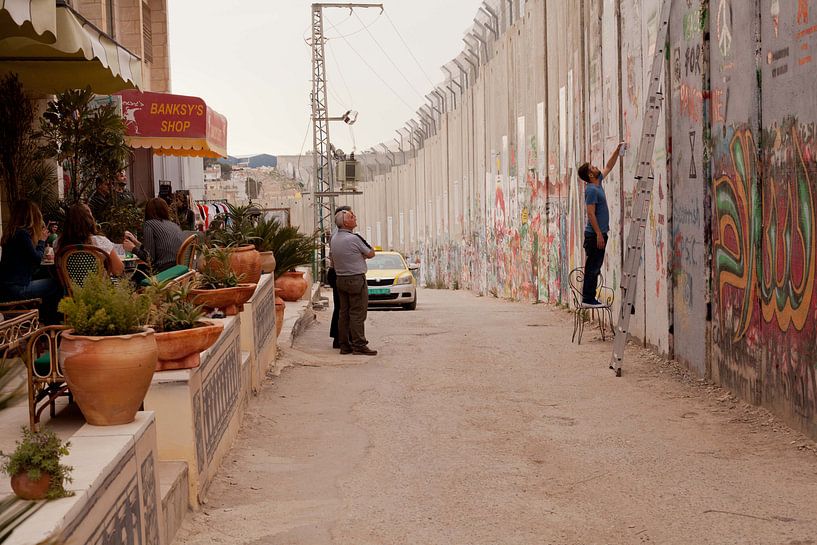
[{"xmin": 168, "ymin": 0, "xmax": 483, "ymax": 157}]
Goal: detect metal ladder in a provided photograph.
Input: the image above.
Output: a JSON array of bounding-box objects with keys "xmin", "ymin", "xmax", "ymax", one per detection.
[{"xmin": 609, "ymin": 0, "xmax": 671, "ymax": 377}]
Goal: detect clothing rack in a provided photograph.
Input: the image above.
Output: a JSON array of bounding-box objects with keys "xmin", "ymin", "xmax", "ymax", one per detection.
[{"xmin": 194, "ymin": 200, "xmax": 229, "ymax": 229}]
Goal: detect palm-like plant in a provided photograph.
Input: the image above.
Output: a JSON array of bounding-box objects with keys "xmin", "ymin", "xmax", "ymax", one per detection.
[
  {"xmin": 260, "ymin": 221, "xmax": 319, "ymax": 278},
  {"xmin": 0, "ymin": 73, "xmax": 58, "ymax": 211},
  {"xmin": 206, "ymin": 203, "xmax": 260, "ymax": 247}
]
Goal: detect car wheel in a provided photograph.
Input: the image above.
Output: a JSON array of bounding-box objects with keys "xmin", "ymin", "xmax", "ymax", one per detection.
[{"xmin": 402, "ymin": 299, "xmax": 417, "ymax": 310}]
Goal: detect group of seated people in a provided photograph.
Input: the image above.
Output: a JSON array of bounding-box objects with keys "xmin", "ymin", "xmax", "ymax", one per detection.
[{"xmin": 0, "ymin": 197, "xmax": 189, "ymax": 325}]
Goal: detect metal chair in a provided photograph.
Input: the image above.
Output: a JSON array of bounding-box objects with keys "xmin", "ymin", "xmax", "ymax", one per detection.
[
  {"xmin": 568, "ymin": 267, "xmax": 615, "ymax": 344},
  {"xmin": 23, "ymin": 325, "xmax": 70, "ymax": 431},
  {"xmin": 55, "ymin": 244, "xmax": 111, "ymax": 296}
]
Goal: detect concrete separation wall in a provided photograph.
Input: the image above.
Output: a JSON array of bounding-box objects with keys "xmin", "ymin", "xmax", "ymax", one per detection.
[{"xmin": 339, "ymin": 0, "xmax": 817, "ymax": 440}]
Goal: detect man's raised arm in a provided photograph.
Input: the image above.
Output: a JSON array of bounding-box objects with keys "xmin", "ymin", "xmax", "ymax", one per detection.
[{"xmin": 601, "ymin": 142, "xmax": 625, "ymax": 178}]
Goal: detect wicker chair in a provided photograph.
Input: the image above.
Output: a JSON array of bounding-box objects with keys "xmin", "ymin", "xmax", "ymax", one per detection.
[
  {"xmin": 568, "ymin": 267, "xmax": 615, "ymax": 344},
  {"xmin": 23, "ymin": 325, "xmax": 70, "ymax": 431},
  {"xmin": 176, "ymin": 234, "xmax": 200, "ymax": 268},
  {"xmin": 55, "ymin": 244, "xmax": 111, "ymax": 296},
  {"xmin": 135, "ymin": 234, "xmax": 199, "ymax": 289}
]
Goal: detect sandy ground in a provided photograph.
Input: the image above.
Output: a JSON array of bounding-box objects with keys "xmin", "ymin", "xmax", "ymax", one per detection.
[{"xmin": 174, "ymin": 288, "xmax": 817, "ymax": 545}]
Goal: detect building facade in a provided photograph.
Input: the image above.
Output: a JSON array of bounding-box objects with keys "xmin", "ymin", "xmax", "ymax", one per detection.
[{"xmin": 72, "ymin": 0, "xmax": 169, "ymax": 93}]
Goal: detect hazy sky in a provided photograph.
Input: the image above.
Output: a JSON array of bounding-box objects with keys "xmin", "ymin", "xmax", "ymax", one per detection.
[{"xmin": 168, "ymin": 0, "xmax": 483, "ymax": 157}]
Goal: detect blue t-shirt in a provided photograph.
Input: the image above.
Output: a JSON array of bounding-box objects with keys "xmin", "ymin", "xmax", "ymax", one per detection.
[{"xmin": 584, "ymin": 176, "xmax": 609, "ymax": 235}]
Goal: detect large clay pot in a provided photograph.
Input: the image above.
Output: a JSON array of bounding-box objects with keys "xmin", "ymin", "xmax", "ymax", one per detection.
[
  {"xmin": 259, "ymin": 251, "xmax": 276, "ymax": 275},
  {"xmin": 11, "ymin": 472, "xmax": 51, "ymax": 500},
  {"xmin": 190, "ymin": 283, "xmax": 257, "ymax": 316},
  {"xmin": 154, "ymin": 321, "xmax": 224, "ymax": 371},
  {"xmin": 229, "ymin": 245, "xmax": 261, "ymax": 284},
  {"xmin": 60, "ymin": 328, "xmax": 158, "ymax": 426},
  {"xmin": 275, "ymin": 271, "xmax": 308, "ymax": 302},
  {"xmin": 274, "ymin": 287, "xmax": 285, "ymax": 338}
]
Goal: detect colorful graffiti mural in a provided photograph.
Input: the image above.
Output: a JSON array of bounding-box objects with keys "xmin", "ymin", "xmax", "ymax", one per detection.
[
  {"xmin": 760, "ymin": 119, "xmax": 816, "ymax": 333},
  {"xmin": 714, "ymin": 128, "xmax": 760, "ymax": 342},
  {"xmin": 355, "ymin": 0, "xmax": 817, "ymax": 440}
]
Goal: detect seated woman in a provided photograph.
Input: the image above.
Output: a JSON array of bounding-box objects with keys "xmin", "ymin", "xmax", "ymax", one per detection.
[
  {"xmin": 57, "ymin": 204, "xmax": 124, "ymax": 276},
  {"xmin": 123, "ymin": 197, "xmax": 187, "ymax": 273},
  {"xmin": 0, "ymin": 201, "xmax": 63, "ymax": 323}
]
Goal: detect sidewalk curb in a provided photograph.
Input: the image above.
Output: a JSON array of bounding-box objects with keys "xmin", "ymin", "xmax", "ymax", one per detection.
[{"xmin": 288, "ymin": 282, "xmax": 320, "ymax": 347}]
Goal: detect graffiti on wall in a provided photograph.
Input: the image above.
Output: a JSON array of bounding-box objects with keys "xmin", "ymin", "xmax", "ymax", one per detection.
[
  {"xmin": 714, "ymin": 128, "xmax": 760, "ymax": 342},
  {"xmin": 760, "ymin": 118, "xmax": 816, "ymax": 333}
]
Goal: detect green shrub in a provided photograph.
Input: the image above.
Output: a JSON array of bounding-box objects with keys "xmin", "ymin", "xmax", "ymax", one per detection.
[
  {"xmin": 1, "ymin": 427, "xmax": 73, "ymax": 500},
  {"xmin": 58, "ymin": 271, "xmax": 150, "ymax": 336}
]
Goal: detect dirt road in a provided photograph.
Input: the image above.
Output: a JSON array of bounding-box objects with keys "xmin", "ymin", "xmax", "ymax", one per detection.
[{"xmin": 175, "ymin": 288, "xmax": 817, "ymax": 545}]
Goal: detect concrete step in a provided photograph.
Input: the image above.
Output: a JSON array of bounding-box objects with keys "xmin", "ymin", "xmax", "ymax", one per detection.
[{"xmin": 159, "ymin": 461, "xmax": 188, "ymax": 545}]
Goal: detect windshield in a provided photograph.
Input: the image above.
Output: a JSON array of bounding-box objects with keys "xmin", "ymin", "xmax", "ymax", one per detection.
[{"xmin": 369, "ymin": 254, "xmax": 406, "ymax": 270}]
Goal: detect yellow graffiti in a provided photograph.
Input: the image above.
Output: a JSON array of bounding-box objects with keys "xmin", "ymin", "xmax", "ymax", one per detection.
[{"xmin": 760, "ymin": 127, "xmax": 816, "ymax": 331}]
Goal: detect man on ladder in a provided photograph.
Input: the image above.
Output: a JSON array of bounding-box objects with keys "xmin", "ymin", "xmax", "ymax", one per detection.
[
  {"xmin": 609, "ymin": 0, "xmax": 671, "ymax": 377},
  {"xmin": 578, "ymin": 142, "xmax": 625, "ymax": 307}
]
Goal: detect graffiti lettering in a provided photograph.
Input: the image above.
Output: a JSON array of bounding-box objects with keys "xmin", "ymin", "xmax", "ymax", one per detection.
[
  {"xmin": 714, "ymin": 129, "xmax": 760, "ymax": 341},
  {"xmin": 674, "ymin": 230, "xmax": 701, "ymax": 268},
  {"xmin": 683, "ymin": 8, "xmax": 703, "ymax": 40},
  {"xmin": 797, "ymin": 0, "xmax": 809, "ymax": 25},
  {"xmin": 679, "ymin": 84, "xmax": 703, "ymax": 122},
  {"xmin": 760, "ymin": 120, "xmax": 816, "ymax": 331},
  {"xmin": 675, "ymin": 201, "xmax": 701, "ymax": 226},
  {"xmin": 685, "ymin": 45, "xmax": 702, "ymax": 76}
]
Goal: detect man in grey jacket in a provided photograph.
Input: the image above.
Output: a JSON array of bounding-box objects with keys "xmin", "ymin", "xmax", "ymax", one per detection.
[{"xmin": 329, "ymin": 209, "xmax": 377, "ymax": 355}]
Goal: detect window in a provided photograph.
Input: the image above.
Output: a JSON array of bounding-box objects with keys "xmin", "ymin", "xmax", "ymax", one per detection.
[
  {"xmin": 106, "ymin": 0, "xmax": 115, "ymax": 37},
  {"xmin": 142, "ymin": 1, "xmax": 152, "ymax": 63}
]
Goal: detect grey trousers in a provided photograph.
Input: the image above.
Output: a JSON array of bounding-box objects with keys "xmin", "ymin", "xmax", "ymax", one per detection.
[{"xmin": 336, "ymin": 274, "xmax": 369, "ymax": 350}]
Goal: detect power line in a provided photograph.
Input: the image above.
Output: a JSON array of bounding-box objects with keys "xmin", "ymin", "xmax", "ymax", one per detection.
[
  {"xmin": 330, "ymin": 21, "xmax": 417, "ymax": 114},
  {"xmin": 353, "ymin": 11, "xmax": 426, "ymax": 101},
  {"xmin": 383, "ymin": 10, "xmax": 436, "ymax": 88},
  {"xmin": 327, "ymin": 44, "xmax": 354, "ymax": 108},
  {"xmin": 295, "ymin": 117, "xmax": 312, "ymax": 187}
]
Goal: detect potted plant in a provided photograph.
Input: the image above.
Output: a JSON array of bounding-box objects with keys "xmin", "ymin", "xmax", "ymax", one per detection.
[
  {"xmin": 206, "ymin": 203, "xmax": 262, "ymax": 284},
  {"xmin": 144, "ymin": 279, "xmax": 224, "ymax": 371},
  {"xmin": 1, "ymin": 428, "xmax": 72, "ymax": 500},
  {"xmin": 270, "ymin": 225, "xmax": 319, "ymax": 302},
  {"xmin": 190, "ymin": 245, "xmax": 257, "ymax": 316},
  {"xmin": 58, "ymin": 271, "xmax": 156, "ymax": 426},
  {"xmin": 248, "ymin": 216, "xmax": 278, "ymax": 274},
  {"xmin": 37, "ymin": 86, "xmax": 130, "ymax": 206}
]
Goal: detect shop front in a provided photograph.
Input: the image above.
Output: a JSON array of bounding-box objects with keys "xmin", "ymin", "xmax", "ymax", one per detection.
[{"xmin": 115, "ymin": 89, "xmax": 228, "ymax": 202}]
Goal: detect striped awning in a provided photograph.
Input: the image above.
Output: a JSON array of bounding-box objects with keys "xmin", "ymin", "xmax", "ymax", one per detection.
[
  {"xmin": 0, "ymin": 3, "xmax": 141, "ymax": 94},
  {"xmin": 0, "ymin": 0, "xmax": 56, "ymax": 43}
]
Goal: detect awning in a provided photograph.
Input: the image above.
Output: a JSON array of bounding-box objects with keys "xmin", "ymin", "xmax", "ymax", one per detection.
[
  {"xmin": 0, "ymin": 0, "xmax": 56, "ymax": 43},
  {"xmin": 0, "ymin": 3, "xmax": 141, "ymax": 94},
  {"xmin": 116, "ymin": 90, "xmax": 228, "ymax": 158}
]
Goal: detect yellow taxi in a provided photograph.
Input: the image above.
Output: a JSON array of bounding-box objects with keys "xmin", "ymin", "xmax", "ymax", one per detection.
[{"xmin": 366, "ymin": 251, "xmax": 417, "ymax": 310}]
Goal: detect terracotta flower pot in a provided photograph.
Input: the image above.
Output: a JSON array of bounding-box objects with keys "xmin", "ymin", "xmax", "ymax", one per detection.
[
  {"xmin": 274, "ymin": 287, "xmax": 285, "ymax": 338},
  {"xmin": 259, "ymin": 251, "xmax": 276, "ymax": 275},
  {"xmin": 11, "ymin": 472, "xmax": 51, "ymax": 500},
  {"xmin": 60, "ymin": 328, "xmax": 158, "ymax": 426},
  {"xmin": 275, "ymin": 271, "xmax": 308, "ymax": 302},
  {"xmin": 154, "ymin": 321, "xmax": 224, "ymax": 371},
  {"xmin": 229, "ymin": 245, "xmax": 261, "ymax": 284},
  {"xmin": 190, "ymin": 283, "xmax": 257, "ymax": 316}
]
